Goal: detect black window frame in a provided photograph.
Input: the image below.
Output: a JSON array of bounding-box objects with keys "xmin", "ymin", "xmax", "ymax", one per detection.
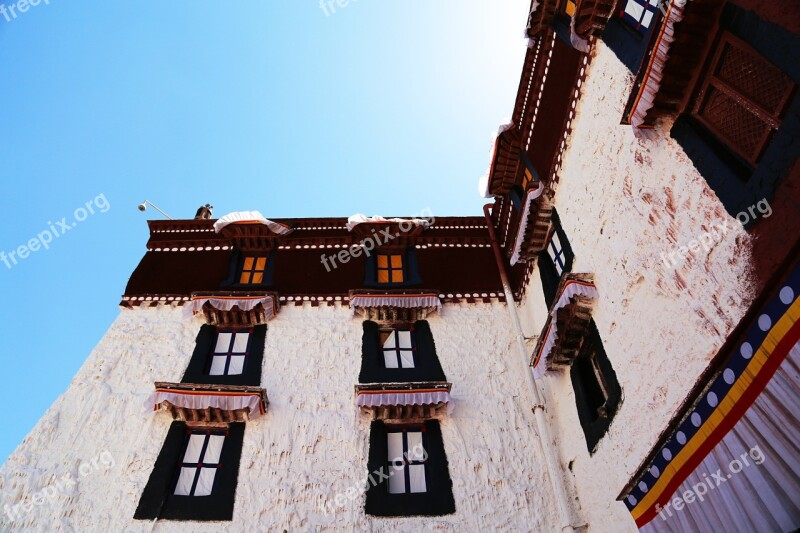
[
  {"xmin": 570, "ymin": 321, "xmax": 622, "ymax": 454},
  {"xmin": 385, "ymin": 425, "xmax": 429, "ymax": 495},
  {"xmin": 380, "ymin": 327, "xmax": 417, "ymax": 369},
  {"xmin": 365, "ymin": 420, "xmax": 455, "ymax": 517},
  {"xmin": 221, "ymin": 250, "xmax": 275, "ymax": 289},
  {"xmin": 134, "ymin": 422, "xmax": 246, "ymax": 522},
  {"xmin": 538, "ymin": 208, "xmax": 575, "ymax": 308},
  {"xmin": 364, "ymin": 247, "xmax": 422, "ymax": 288},
  {"xmin": 358, "ymin": 320, "xmax": 446, "ymax": 384},
  {"xmin": 182, "ymin": 324, "xmax": 267, "ymax": 387}
]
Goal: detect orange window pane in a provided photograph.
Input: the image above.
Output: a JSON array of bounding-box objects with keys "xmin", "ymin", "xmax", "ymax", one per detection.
[
  {"xmin": 391, "ymin": 270, "xmax": 404, "ymax": 283},
  {"xmin": 239, "ymin": 271, "xmax": 251, "ymax": 284},
  {"xmin": 242, "ymin": 257, "xmax": 254, "ymax": 271},
  {"xmin": 390, "ymin": 255, "xmax": 403, "ymax": 268},
  {"xmin": 255, "ymin": 257, "xmax": 267, "ymax": 270},
  {"xmin": 378, "ymin": 256, "xmax": 389, "ymax": 268},
  {"xmin": 378, "ymin": 270, "xmax": 390, "ymax": 283},
  {"xmin": 252, "ymin": 272, "xmax": 263, "ymax": 284}
]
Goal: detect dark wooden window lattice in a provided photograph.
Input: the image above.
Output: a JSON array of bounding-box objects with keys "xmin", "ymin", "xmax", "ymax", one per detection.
[{"xmin": 693, "ymin": 33, "xmax": 795, "ymax": 166}]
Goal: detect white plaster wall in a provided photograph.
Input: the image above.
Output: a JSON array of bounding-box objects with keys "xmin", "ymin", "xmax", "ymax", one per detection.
[
  {"xmin": 0, "ymin": 302, "xmax": 561, "ymax": 532},
  {"xmin": 518, "ymin": 41, "xmax": 757, "ymax": 532}
]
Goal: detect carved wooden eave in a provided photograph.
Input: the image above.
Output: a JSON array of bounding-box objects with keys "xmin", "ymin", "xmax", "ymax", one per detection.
[
  {"xmin": 526, "ymin": 0, "xmax": 559, "ymax": 39},
  {"xmin": 513, "ymin": 193, "xmax": 555, "ymax": 263},
  {"xmin": 622, "ymin": 0, "xmax": 725, "ymax": 127},
  {"xmin": 486, "ymin": 125, "xmax": 523, "ymax": 198},
  {"xmin": 185, "ymin": 291, "xmax": 280, "ymax": 322},
  {"xmin": 355, "ymin": 382, "xmax": 452, "ymax": 420},
  {"xmin": 217, "ymin": 223, "xmax": 293, "ymax": 251},
  {"xmin": 574, "ymin": 0, "xmax": 618, "ymax": 38},
  {"xmin": 349, "ymin": 290, "xmax": 442, "ymax": 320},
  {"xmin": 531, "ymin": 273, "xmax": 598, "ymax": 371},
  {"xmin": 151, "ymin": 382, "xmax": 269, "ymax": 423}
]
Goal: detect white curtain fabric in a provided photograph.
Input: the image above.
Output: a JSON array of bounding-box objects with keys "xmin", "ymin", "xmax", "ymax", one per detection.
[
  {"xmin": 183, "ymin": 295, "xmax": 276, "ymax": 319},
  {"xmin": 510, "ymin": 181, "xmax": 546, "ymax": 266},
  {"xmin": 570, "ymin": 15, "xmax": 591, "ymax": 53},
  {"xmin": 630, "ymin": 0, "xmax": 687, "ymax": 133},
  {"xmin": 642, "ymin": 341, "xmax": 800, "ymax": 533},
  {"xmin": 533, "ymin": 280, "xmax": 599, "ymax": 378},
  {"xmin": 356, "ymin": 390, "xmax": 451, "ymax": 408},
  {"xmin": 148, "ymin": 390, "xmax": 265, "ymax": 419},
  {"xmin": 350, "ymin": 294, "xmax": 442, "ymax": 314},
  {"xmin": 212, "ymin": 210, "xmax": 293, "ymax": 235},
  {"xmin": 345, "ymin": 214, "xmax": 432, "ymax": 232}
]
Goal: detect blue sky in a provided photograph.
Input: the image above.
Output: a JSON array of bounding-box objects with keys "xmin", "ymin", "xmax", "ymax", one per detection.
[{"xmin": 0, "ymin": 0, "xmax": 529, "ymax": 462}]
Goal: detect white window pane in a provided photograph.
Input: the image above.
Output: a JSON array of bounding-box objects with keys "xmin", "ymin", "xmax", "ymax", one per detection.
[
  {"xmin": 387, "ymin": 433, "xmax": 404, "ymax": 462},
  {"xmin": 174, "ymin": 467, "xmax": 196, "ymax": 496},
  {"xmin": 203, "ymin": 435, "xmax": 225, "ymax": 463},
  {"xmin": 209, "ymin": 356, "xmax": 227, "ymax": 376},
  {"xmin": 406, "ymin": 432, "xmax": 425, "ymax": 461},
  {"xmin": 641, "ymin": 10, "xmax": 654, "ymax": 27},
  {"xmin": 384, "ymin": 350, "xmax": 399, "ymax": 368},
  {"xmin": 624, "ymin": 0, "xmax": 644, "ymax": 20},
  {"xmin": 388, "ymin": 465, "xmax": 407, "ymax": 494},
  {"xmin": 550, "ymin": 233, "xmax": 562, "ymax": 254},
  {"xmin": 648, "ymin": 0, "xmax": 658, "ymax": 6},
  {"xmin": 228, "ymin": 356, "xmax": 245, "ymax": 375},
  {"xmin": 194, "ymin": 467, "xmax": 218, "ymax": 496},
  {"xmin": 397, "ymin": 331, "xmax": 412, "ymax": 349},
  {"xmin": 183, "ymin": 434, "xmax": 206, "ymax": 463},
  {"xmin": 408, "ymin": 464, "xmax": 427, "ymax": 493},
  {"xmin": 232, "ymin": 332, "xmax": 249, "ymax": 353},
  {"xmin": 214, "ymin": 333, "xmax": 232, "ymax": 354},
  {"xmin": 383, "ymin": 333, "xmax": 396, "ymax": 349},
  {"xmin": 399, "ymin": 350, "xmax": 415, "ymax": 368}
]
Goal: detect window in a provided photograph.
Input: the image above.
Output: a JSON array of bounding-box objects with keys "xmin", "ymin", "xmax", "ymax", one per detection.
[
  {"xmin": 621, "ymin": 0, "xmax": 658, "ymax": 32},
  {"xmin": 381, "ymin": 329, "xmax": 415, "ymax": 369},
  {"xmin": 387, "ymin": 427, "xmax": 427, "ymax": 494},
  {"xmin": 365, "ymin": 420, "xmax": 455, "ymax": 517},
  {"xmin": 134, "ymin": 422, "xmax": 246, "ymax": 521},
  {"xmin": 359, "ymin": 321, "xmax": 446, "ymax": 384},
  {"xmin": 538, "ymin": 209, "xmax": 574, "ymax": 307},
  {"xmin": 182, "ymin": 325, "xmax": 267, "ymax": 387},
  {"xmin": 691, "ymin": 33, "xmax": 795, "ymax": 166},
  {"xmin": 174, "ymin": 430, "xmax": 226, "ymax": 496},
  {"xmin": 570, "ymin": 321, "xmax": 621, "ymax": 453},
  {"xmin": 548, "ymin": 232, "xmax": 567, "ymax": 277},
  {"xmin": 561, "ymin": 0, "xmax": 576, "ymax": 17},
  {"xmin": 208, "ymin": 330, "xmax": 251, "ymax": 376},
  {"xmin": 239, "ymin": 256, "xmax": 267, "ymax": 285},
  {"xmin": 377, "ymin": 255, "xmax": 404, "ymax": 284}
]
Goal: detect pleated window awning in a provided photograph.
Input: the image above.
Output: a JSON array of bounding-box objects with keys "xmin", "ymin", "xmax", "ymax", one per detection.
[
  {"xmin": 148, "ymin": 382, "xmax": 269, "ymax": 422},
  {"xmin": 183, "ymin": 293, "xmax": 278, "ymax": 320},
  {"xmin": 355, "ymin": 382, "xmax": 453, "ymax": 418},
  {"xmin": 532, "ymin": 275, "xmax": 598, "ymax": 379},
  {"xmin": 350, "ymin": 292, "xmax": 442, "ymax": 314},
  {"xmin": 212, "ymin": 210, "xmax": 293, "ymax": 235}
]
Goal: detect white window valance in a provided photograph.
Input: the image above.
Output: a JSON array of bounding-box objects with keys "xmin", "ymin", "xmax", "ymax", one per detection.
[
  {"xmin": 183, "ymin": 295, "xmax": 277, "ymax": 319},
  {"xmin": 350, "ymin": 293, "xmax": 442, "ymax": 314},
  {"xmin": 212, "ymin": 210, "xmax": 293, "ymax": 235},
  {"xmin": 148, "ymin": 386, "xmax": 267, "ymax": 419}
]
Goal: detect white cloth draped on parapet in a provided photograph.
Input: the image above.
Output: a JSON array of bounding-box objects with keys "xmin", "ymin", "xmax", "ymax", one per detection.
[
  {"xmin": 183, "ymin": 295, "xmax": 277, "ymax": 319},
  {"xmin": 510, "ymin": 181, "xmax": 546, "ymax": 266},
  {"xmin": 532, "ymin": 279, "xmax": 599, "ymax": 379},
  {"xmin": 147, "ymin": 388, "xmax": 267, "ymax": 419},
  {"xmin": 350, "ymin": 294, "xmax": 442, "ymax": 315},
  {"xmin": 346, "ymin": 214, "xmax": 431, "ymax": 232},
  {"xmin": 213, "ymin": 210, "xmax": 293, "ymax": 235},
  {"xmin": 630, "ymin": 0, "xmax": 686, "ymax": 133}
]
